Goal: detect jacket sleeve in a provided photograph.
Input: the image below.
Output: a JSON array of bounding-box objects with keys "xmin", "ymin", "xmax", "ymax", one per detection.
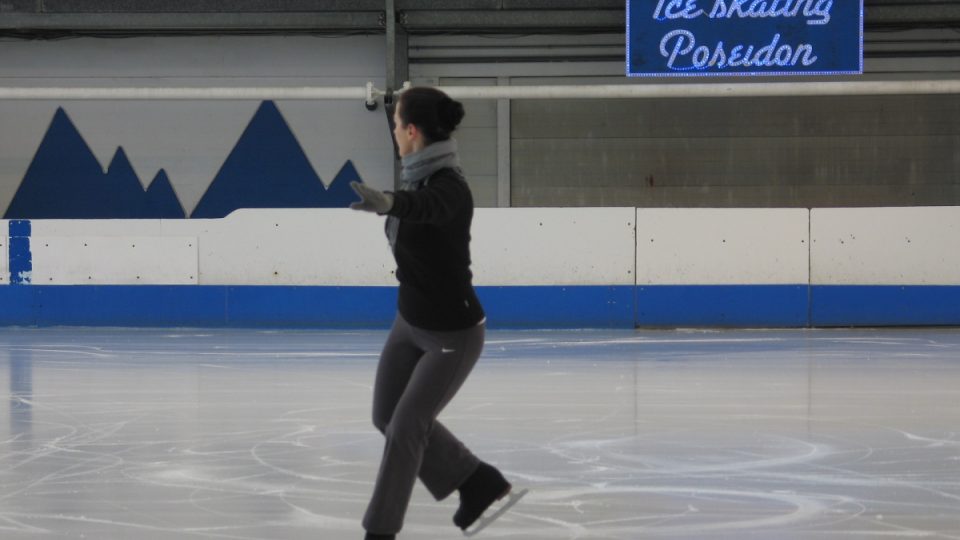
[{"xmin": 387, "ymin": 170, "xmax": 470, "ymax": 224}]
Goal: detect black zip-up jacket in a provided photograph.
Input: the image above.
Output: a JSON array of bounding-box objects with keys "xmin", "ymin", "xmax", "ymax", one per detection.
[{"xmin": 385, "ymin": 168, "xmax": 485, "ymax": 331}]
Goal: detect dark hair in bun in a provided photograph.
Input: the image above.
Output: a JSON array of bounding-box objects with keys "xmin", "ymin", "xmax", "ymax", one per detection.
[{"xmin": 397, "ymin": 87, "xmax": 465, "ymax": 143}]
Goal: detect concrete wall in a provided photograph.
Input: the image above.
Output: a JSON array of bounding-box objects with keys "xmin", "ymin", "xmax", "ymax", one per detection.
[
  {"xmin": 437, "ymin": 78, "xmax": 501, "ymax": 208},
  {"xmin": 511, "ymin": 94, "xmax": 960, "ymax": 208},
  {"xmin": 411, "ymin": 32, "xmax": 960, "ymax": 209}
]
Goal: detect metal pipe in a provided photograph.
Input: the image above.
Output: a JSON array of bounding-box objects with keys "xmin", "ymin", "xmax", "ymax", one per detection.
[
  {"xmin": 386, "ymin": 0, "xmax": 398, "ymax": 94},
  {"xmin": 4, "ymin": 80, "xmax": 960, "ymax": 101},
  {"xmin": 0, "ymin": 86, "xmax": 376, "ymax": 100},
  {"xmin": 434, "ymin": 80, "xmax": 960, "ymax": 99}
]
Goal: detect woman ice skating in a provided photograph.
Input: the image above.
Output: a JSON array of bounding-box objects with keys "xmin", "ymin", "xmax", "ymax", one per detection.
[{"xmin": 349, "ymin": 87, "xmax": 512, "ymax": 540}]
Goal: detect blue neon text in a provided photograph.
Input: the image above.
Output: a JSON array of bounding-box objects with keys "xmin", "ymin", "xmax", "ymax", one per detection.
[
  {"xmin": 660, "ymin": 30, "xmax": 818, "ymax": 70},
  {"xmin": 653, "ymin": 0, "xmax": 833, "ymax": 26}
]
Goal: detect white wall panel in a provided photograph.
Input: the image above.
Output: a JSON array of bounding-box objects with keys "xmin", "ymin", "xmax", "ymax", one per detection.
[
  {"xmin": 811, "ymin": 207, "xmax": 960, "ymax": 285},
  {"xmin": 471, "ymin": 208, "xmax": 635, "ymax": 286},
  {"xmin": 160, "ymin": 209, "xmax": 396, "ymax": 286},
  {"xmin": 31, "ymin": 236, "xmax": 197, "ymax": 285},
  {"xmin": 636, "ymin": 208, "xmax": 809, "ymax": 285},
  {"xmin": 30, "ymin": 220, "xmax": 163, "ymax": 237}
]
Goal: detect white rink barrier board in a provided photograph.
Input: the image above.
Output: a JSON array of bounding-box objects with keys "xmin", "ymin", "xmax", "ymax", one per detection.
[
  {"xmin": 160, "ymin": 209, "xmax": 397, "ymax": 286},
  {"xmin": 3, "ymin": 207, "xmax": 960, "ymax": 327},
  {"xmin": 472, "ymin": 207, "xmax": 636, "ymax": 286},
  {"xmin": 17, "ymin": 208, "xmax": 637, "ymax": 287},
  {"xmin": 634, "ymin": 208, "xmax": 810, "ymax": 326},
  {"xmin": 30, "ymin": 236, "xmax": 198, "ymax": 285},
  {"xmin": 636, "ymin": 208, "xmax": 809, "ymax": 285},
  {"xmin": 809, "ymin": 206, "xmax": 960, "ymax": 326},
  {"xmin": 811, "ymin": 207, "xmax": 960, "ymax": 285}
]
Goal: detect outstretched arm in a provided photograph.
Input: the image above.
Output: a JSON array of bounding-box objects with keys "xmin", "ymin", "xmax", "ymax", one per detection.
[
  {"xmin": 387, "ymin": 173, "xmax": 469, "ymax": 224},
  {"xmin": 349, "ymin": 182, "xmax": 394, "ymax": 214}
]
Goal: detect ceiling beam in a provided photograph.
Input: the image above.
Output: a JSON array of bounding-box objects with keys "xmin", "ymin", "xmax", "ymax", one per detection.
[
  {"xmin": 867, "ymin": 4, "xmax": 960, "ymax": 25},
  {"xmin": 0, "ymin": 12, "xmax": 384, "ymax": 32},
  {"xmin": 401, "ymin": 10, "xmax": 623, "ymax": 32},
  {"xmin": 2, "ymin": 3, "xmax": 959, "ymax": 34}
]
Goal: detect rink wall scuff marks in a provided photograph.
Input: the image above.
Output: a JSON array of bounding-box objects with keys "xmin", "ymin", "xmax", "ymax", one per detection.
[{"xmin": 2, "ymin": 206, "xmax": 960, "ymax": 328}]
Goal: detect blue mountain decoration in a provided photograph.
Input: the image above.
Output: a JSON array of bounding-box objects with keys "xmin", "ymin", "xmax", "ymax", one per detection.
[
  {"xmin": 190, "ymin": 101, "xmax": 360, "ymax": 218},
  {"xmin": 3, "ymin": 108, "xmax": 185, "ymax": 220},
  {"xmin": 143, "ymin": 170, "xmax": 186, "ymax": 219},
  {"xmin": 325, "ymin": 160, "xmax": 364, "ymax": 206},
  {"xmin": 3, "ymin": 101, "xmax": 364, "ymax": 220},
  {"xmin": 105, "ymin": 147, "xmax": 154, "ymax": 219},
  {"xmin": 3, "ymin": 108, "xmax": 162, "ymax": 219}
]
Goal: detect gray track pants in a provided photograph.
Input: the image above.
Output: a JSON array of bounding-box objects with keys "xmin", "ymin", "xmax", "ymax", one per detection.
[{"xmin": 363, "ymin": 313, "xmax": 484, "ymax": 535}]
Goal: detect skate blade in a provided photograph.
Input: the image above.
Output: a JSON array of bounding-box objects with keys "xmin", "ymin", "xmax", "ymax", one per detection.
[{"xmin": 462, "ymin": 488, "xmax": 528, "ymax": 537}]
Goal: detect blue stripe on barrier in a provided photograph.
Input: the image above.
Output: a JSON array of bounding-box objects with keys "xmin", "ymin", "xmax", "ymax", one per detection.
[
  {"xmin": 0, "ymin": 285, "xmax": 225, "ymax": 327},
  {"xmin": 0, "ymin": 286, "xmax": 395, "ymax": 328},
  {"xmin": 8, "ymin": 220, "xmax": 32, "ymax": 285},
  {"xmin": 636, "ymin": 285, "xmax": 810, "ymax": 327},
  {"xmin": 477, "ymin": 285, "xmax": 636, "ymax": 328},
  {"xmin": 0, "ymin": 285, "xmax": 634, "ymax": 328},
  {"xmin": 811, "ymin": 285, "xmax": 960, "ymax": 326},
  {"xmin": 226, "ymin": 286, "xmax": 397, "ymax": 327},
  {"xmin": 2, "ymin": 284, "xmax": 959, "ymax": 328},
  {"xmin": 0, "ymin": 285, "xmax": 34, "ymax": 325}
]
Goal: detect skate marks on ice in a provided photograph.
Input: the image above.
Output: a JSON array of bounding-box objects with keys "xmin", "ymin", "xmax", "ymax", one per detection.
[
  {"xmin": 468, "ymin": 329, "xmax": 960, "ymax": 539},
  {"xmin": 462, "ymin": 488, "xmax": 529, "ymax": 537},
  {"xmin": 2, "ymin": 327, "xmax": 960, "ymax": 539}
]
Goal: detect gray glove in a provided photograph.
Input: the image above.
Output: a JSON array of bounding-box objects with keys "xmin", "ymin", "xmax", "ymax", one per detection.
[{"xmin": 350, "ymin": 181, "xmax": 394, "ymax": 214}]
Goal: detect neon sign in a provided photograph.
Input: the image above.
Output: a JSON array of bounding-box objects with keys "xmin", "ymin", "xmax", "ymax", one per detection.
[{"xmin": 627, "ymin": 0, "xmax": 863, "ymax": 76}]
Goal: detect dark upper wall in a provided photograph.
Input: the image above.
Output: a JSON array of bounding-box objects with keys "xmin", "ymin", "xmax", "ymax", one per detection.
[
  {"xmin": 2, "ymin": 1, "xmax": 960, "ymax": 35},
  {"xmin": 4, "ymin": 1, "xmax": 960, "ymax": 209},
  {"xmin": 511, "ymin": 94, "xmax": 960, "ymax": 208}
]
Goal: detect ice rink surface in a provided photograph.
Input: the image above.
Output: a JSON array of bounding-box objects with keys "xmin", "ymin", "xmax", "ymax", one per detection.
[{"xmin": 2, "ymin": 326, "xmax": 959, "ymax": 539}]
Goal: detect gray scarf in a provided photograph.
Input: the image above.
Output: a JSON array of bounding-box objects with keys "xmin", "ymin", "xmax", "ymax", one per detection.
[{"xmin": 387, "ymin": 139, "xmax": 462, "ymax": 251}]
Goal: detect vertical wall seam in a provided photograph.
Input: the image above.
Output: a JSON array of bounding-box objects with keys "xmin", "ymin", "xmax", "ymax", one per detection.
[
  {"xmin": 497, "ymin": 76, "xmax": 511, "ymax": 208},
  {"xmin": 807, "ymin": 208, "xmax": 813, "ymax": 328},
  {"xmin": 633, "ymin": 207, "xmax": 639, "ymax": 327}
]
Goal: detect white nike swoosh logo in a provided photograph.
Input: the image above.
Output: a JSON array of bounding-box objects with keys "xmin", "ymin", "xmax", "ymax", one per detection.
[{"xmin": 441, "ymin": 347, "xmax": 457, "ymax": 354}]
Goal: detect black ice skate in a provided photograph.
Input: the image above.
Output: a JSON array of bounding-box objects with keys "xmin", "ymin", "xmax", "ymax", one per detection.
[{"xmin": 454, "ymin": 462, "xmax": 527, "ymax": 535}]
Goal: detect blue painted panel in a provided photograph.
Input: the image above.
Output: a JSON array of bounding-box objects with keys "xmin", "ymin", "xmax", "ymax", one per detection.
[
  {"xmin": 0, "ymin": 286, "xmax": 396, "ymax": 328},
  {"xmin": 30, "ymin": 286, "xmax": 228, "ymax": 327},
  {"xmin": 636, "ymin": 285, "xmax": 809, "ymax": 327},
  {"xmin": 811, "ymin": 285, "xmax": 960, "ymax": 326},
  {"xmin": 225, "ymin": 286, "xmax": 397, "ymax": 328},
  {"xmin": 477, "ymin": 285, "xmax": 636, "ymax": 328},
  {"xmin": 0, "ymin": 285, "xmax": 635, "ymax": 328},
  {"xmin": 0, "ymin": 285, "xmax": 35, "ymax": 325},
  {"xmin": 627, "ymin": 0, "xmax": 863, "ymax": 76},
  {"xmin": 8, "ymin": 220, "xmax": 32, "ymax": 285},
  {"xmin": 4, "ymin": 284, "xmax": 959, "ymax": 328}
]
